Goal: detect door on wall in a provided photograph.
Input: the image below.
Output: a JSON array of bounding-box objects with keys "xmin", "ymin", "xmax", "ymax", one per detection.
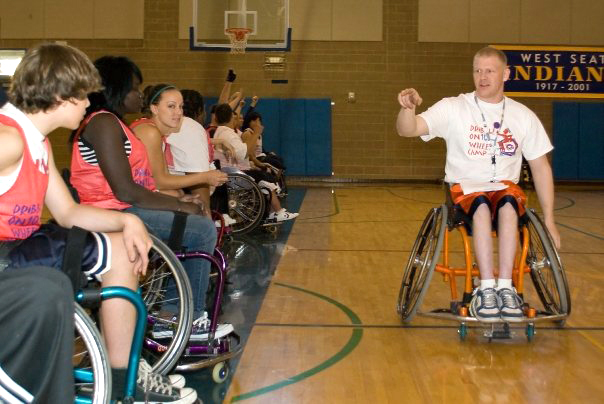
[
  {"xmin": 204, "ymin": 97, "xmax": 332, "ymax": 176},
  {"xmin": 553, "ymin": 102, "xmax": 604, "ymax": 180}
]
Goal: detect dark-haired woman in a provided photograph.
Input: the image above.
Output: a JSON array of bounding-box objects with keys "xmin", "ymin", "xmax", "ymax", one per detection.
[{"xmin": 70, "ymin": 56, "xmax": 233, "ymax": 343}]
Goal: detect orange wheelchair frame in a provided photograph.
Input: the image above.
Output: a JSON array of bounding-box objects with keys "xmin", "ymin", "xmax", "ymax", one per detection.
[{"xmin": 397, "ymin": 186, "xmax": 571, "ymax": 341}]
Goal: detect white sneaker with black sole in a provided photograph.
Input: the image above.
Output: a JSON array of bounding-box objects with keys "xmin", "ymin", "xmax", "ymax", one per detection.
[
  {"xmin": 132, "ymin": 370, "xmax": 197, "ymax": 404},
  {"xmin": 138, "ymin": 358, "xmax": 185, "ymax": 388}
]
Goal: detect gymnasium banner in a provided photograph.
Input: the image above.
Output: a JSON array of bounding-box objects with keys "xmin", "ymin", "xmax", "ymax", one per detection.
[{"xmin": 492, "ymin": 45, "xmax": 604, "ymax": 99}]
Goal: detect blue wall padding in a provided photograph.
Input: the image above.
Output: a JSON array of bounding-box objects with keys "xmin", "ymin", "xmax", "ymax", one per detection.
[
  {"xmin": 553, "ymin": 102, "xmax": 604, "ymax": 180},
  {"xmin": 578, "ymin": 103, "xmax": 604, "ymax": 180},
  {"xmin": 553, "ymin": 102, "xmax": 579, "ymax": 180},
  {"xmin": 203, "ymin": 97, "xmax": 332, "ymax": 176}
]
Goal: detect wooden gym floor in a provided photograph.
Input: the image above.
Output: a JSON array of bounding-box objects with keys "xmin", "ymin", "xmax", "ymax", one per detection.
[{"xmin": 189, "ymin": 183, "xmax": 604, "ymax": 403}]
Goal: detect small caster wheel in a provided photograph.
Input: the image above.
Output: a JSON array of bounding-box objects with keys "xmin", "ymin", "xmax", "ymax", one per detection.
[
  {"xmin": 212, "ymin": 361, "xmax": 229, "ymax": 383},
  {"xmin": 458, "ymin": 323, "xmax": 468, "ymax": 341},
  {"xmin": 526, "ymin": 324, "xmax": 535, "ymax": 342}
]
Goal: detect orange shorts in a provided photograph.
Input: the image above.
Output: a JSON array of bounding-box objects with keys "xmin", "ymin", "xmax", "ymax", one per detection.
[{"xmin": 449, "ymin": 181, "xmax": 527, "ymax": 220}]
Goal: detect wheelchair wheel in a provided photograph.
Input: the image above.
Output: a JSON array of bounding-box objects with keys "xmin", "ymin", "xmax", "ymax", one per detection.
[
  {"xmin": 397, "ymin": 205, "xmax": 447, "ymax": 321},
  {"xmin": 524, "ymin": 209, "xmax": 571, "ymax": 317},
  {"xmin": 74, "ymin": 303, "xmax": 111, "ymax": 404},
  {"xmin": 141, "ymin": 235, "xmax": 193, "ymax": 375},
  {"xmin": 227, "ymin": 173, "xmax": 266, "ymax": 234}
]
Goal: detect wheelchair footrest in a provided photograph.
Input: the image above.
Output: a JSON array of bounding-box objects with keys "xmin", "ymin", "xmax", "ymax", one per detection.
[{"xmin": 175, "ymin": 332, "xmax": 243, "ymax": 372}]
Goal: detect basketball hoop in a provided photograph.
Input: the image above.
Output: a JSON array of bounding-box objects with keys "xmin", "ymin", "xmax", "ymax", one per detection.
[{"xmin": 225, "ymin": 28, "xmax": 252, "ymax": 54}]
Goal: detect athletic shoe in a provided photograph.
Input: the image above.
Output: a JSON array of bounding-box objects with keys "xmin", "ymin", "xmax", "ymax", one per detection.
[
  {"xmin": 497, "ymin": 288, "xmax": 525, "ymax": 322},
  {"xmin": 268, "ymin": 208, "xmax": 299, "ymax": 222},
  {"xmin": 134, "ymin": 370, "xmax": 197, "ymax": 403},
  {"xmin": 215, "ymin": 213, "xmax": 237, "ymax": 227},
  {"xmin": 188, "ymin": 312, "xmax": 235, "ymax": 341},
  {"xmin": 469, "ymin": 287, "xmax": 500, "ymax": 322},
  {"xmin": 138, "ymin": 358, "xmax": 185, "ymax": 388},
  {"xmin": 152, "ymin": 312, "xmax": 234, "ymax": 341}
]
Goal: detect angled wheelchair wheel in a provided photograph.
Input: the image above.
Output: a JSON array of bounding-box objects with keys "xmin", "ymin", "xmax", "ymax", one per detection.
[
  {"xmin": 397, "ymin": 205, "xmax": 447, "ymax": 322},
  {"xmin": 74, "ymin": 303, "xmax": 111, "ymax": 404},
  {"xmin": 524, "ymin": 209, "xmax": 571, "ymax": 317},
  {"xmin": 227, "ymin": 173, "xmax": 266, "ymax": 234},
  {"xmin": 141, "ymin": 235, "xmax": 193, "ymax": 375}
]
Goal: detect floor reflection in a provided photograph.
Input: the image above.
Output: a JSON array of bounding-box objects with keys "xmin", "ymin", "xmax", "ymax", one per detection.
[{"xmin": 186, "ymin": 188, "xmax": 305, "ymax": 403}]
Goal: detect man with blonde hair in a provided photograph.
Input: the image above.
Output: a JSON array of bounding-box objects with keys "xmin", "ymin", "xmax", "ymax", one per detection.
[{"xmin": 396, "ymin": 46, "xmax": 558, "ymax": 323}]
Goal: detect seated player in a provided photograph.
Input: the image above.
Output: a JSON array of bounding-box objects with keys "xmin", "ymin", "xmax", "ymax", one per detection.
[
  {"xmin": 69, "ymin": 56, "xmax": 233, "ymax": 344},
  {"xmin": 0, "ymin": 43, "xmax": 197, "ymax": 403},
  {"xmin": 396, "ymin": 46, "xmax": 559, "ymax": 323},
  {"xmin": 213, "ymin": 103, "xmax": 298, "ymax": 222},
  {"xmin": 165, "ymin": 88, "xmax": 236, "ymax": 226}
]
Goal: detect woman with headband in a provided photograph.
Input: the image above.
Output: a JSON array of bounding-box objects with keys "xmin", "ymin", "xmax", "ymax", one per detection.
[
  {"xmin": 70, "ymin": 56, "xmax": 234, "ymax": 342},
  {"xmin": 131, "ymin": 84, "xmax": 227, "ymax": 210}
]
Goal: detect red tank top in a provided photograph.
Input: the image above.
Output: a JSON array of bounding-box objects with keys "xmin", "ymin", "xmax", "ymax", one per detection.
[
  {"xmin": 71, "ymin": 111, "xmax": 156, "ymax": 210},
  {"xmin": 130, "ymin": 118, "xmax": 175, "ymax": 171},
  {"xmin": 0, "ymin": 115, "xmax": 49, "ymax": 240}
]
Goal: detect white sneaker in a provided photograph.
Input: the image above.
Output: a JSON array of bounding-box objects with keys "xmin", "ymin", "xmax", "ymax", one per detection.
[
  {"xmin": 134, "ymin": 370, "xmax": 197, "ymax": 403},
  {"xmin": 188, "ymin": 312, "xmax": 235, "ymax": 341},
  {"xmin": 269, "ymin": 209, "xmax": 299, "ymax": 222},
  {"xmin": 215, "ymin": 213, "xmax": 237, "ymax": 227},
  {"xmin": 138, "ymin": 358, "xmax": 185, "ymax": 389}
]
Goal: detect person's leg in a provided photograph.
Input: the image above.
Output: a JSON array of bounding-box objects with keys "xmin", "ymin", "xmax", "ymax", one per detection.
[
  {"xmin": 99, "ymin": 232, "xmax": 138, "ymax": 368},
  {"xmin": 472, "ymin": 204, "xmax": 495, "ymax": 282},
  {"xmin": 469, "ymin": 203, "xmax": 500, "ymax": 322},
  {"xmin": 0, "ymin": 267, "xmax": 74, "ymax": 403},
  {"xmin": 496, "ymin": 200, "xmax": 524, "ymax": 321},
  {"xmin": 124, "ymin": 206, "xmax": 216, "ymax": 317},
  {"xmin": 497, "ymin": 202, "xmax": 518, "ymax": 280}
]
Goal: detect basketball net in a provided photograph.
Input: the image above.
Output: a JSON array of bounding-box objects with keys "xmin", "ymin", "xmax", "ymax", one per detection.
[{"xmin": 226, "ymin": 28, "xmax": 251, "ymax": 54}]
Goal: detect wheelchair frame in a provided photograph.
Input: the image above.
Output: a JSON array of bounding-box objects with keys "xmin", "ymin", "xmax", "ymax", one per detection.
[
  {"xmin": 74, "ymin": 286, "xmax": 147, "ymax": 404},
  {"xmin": 397, "ymin": 192, "xmax": 571, "ymax": 341},
  {"xmin": 141, "ymin": 235, "xmax": 242, "ymax": 383}
]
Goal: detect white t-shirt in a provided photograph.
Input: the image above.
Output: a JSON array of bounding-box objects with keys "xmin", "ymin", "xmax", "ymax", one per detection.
[
  {"xmin": 214, "ymin": 125, "xmax": 250, "ymax": 170},
  {"xmin": 166, "ymin": 117, "xmax": 210, "ymax": 174},
  {"xmin": 419, "ymin": 92, "xmax": 553, "ymax": 184}
]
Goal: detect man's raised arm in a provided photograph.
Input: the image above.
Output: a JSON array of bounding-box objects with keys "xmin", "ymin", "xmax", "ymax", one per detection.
[{"xmin": 396, "ymin": 88, "xmax": 429, "ymax": 138}]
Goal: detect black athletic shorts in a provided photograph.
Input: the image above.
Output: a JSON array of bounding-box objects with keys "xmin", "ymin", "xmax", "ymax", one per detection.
[{"xmin": 0, "ymin": 223, "xmax": 111, "ymax": 281}]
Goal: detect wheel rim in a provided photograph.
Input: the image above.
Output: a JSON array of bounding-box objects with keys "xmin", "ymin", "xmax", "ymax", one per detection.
[
  {"xmin": 141, "ymin": 235, "xmax": 193, "ymax": 375},
  {"xmin": 227, "ymin": 174, "xmax": 265, "ymax": 234},
  {"xmin": 397, "ymin": 206, "xmax": 446, "ymax": 320},
  {"xmin": 74, "ymin": 304, "xmax": 111, "ymax": 404},
  {"xmin": 525, "ymin": 210, "xmax": 570, "ymax": 316}
]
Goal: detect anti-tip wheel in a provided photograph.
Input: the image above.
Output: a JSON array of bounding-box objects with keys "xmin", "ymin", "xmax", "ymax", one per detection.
[{"xmin": 212, "ymin": 361, "xmax": 230, "ymax": 383}]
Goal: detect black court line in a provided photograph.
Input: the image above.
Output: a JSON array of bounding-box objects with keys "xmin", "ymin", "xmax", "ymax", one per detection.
[{"xmin": 254, "ymin": 323, "xmax": 604, "ymax": 331}]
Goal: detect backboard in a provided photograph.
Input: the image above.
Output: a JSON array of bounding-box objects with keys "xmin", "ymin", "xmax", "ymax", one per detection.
[{"xmin": 190, "ymin": 0, "xmax": 291, "ymax": 52}]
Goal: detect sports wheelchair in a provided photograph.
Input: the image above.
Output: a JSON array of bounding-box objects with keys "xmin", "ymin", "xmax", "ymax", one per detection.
[
  {"xmin": 141, "ymin": 228, "xmax": 241, "ymax": 383},
  {"xmin": 61, "ymin": 169, "xmax": 240, "ymax": 382},
  {"xmin": 222, "ymin": 167, "xmax": 283, "ymax": 235},
  {"xmin": 397, "ymin": 184, "xmax": 571, "ymax": 341}
]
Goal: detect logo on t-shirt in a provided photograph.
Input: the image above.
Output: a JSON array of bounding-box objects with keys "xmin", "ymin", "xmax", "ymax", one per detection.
[
  {"xmin": 467, "ymin": 125, "xmax": 518, "ymax": 157},
  {"xmin": 497, "ymin": 129, "xmax": 518, "ymax": 157}
]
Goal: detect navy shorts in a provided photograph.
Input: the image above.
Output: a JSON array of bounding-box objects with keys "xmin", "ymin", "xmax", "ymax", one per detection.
[{"xmin": 0, "ymin": 223, "xmax": 112, "ymax": 281}]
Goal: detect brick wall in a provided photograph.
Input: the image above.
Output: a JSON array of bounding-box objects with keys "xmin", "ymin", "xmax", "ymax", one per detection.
[{"xmin": 0, "ymin": 0, "xmax": 569, "ymax": 180}]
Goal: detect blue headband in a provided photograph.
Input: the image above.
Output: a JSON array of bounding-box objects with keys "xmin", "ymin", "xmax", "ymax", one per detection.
[{"xmin": 149, "ymin": 85, "xmax": 176, "ymax": 106}]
